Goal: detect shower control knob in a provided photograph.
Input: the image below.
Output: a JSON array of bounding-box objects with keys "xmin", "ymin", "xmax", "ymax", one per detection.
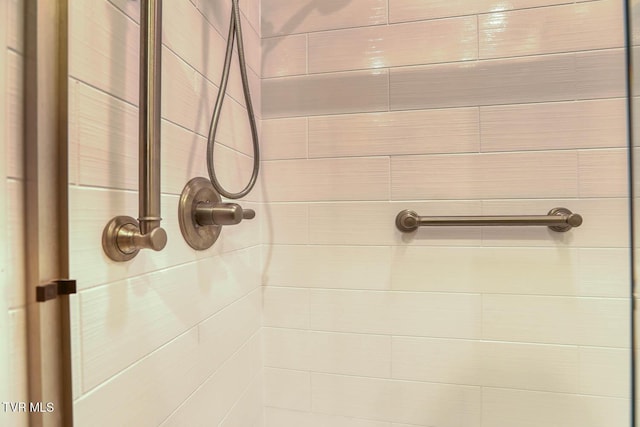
[{"xmin": 195, "ymin": 202, "xmax": 255, "ymax": 226}]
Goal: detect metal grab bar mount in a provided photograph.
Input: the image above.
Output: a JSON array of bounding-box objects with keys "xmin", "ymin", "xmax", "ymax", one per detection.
[{"xmin": 396, "ymin": 207, "xmax": 583, "ymax": 233}]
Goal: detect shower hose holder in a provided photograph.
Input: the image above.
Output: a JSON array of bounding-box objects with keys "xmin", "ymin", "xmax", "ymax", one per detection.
[{"xmin": 178, "ymin": 177, "xmax": 255, "ymax": 250}]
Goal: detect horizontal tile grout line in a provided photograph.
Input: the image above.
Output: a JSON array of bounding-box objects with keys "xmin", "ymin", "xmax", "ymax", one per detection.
[
  {"xmin": 156, "ymin": 328, "xmax": 262, "ymax": 425},
  {"xmin": 263, "ymin": 369, "xmax": 628, "ymax": 399},
  {"xmin": 78, "ymin": 320, "xmax": 261, "ymax": 406},
  {"xmin": 260, "ymin": 46, "xmax": 624, "ymax": 81},
  {"xmin": 106, "ymin": 0, "xmax": 262, "ymax": 80},
  {"xmin": 261, "ymin": 287, "xmax": 629, "ymax": 301},
  {"xmin": 262, "ymin": 326, "xmax": 631, "ymax": 350},
  {"xmin": 261, "ymin": 243, "xmax": 627, "ymax": 250},
  {"xmin": 260, "ymin": 0, "xmax": 599, "ymax": 40},
  {"xmin": 163, "ymin": 42, "xmax": 260, "ymax": 104},
  {"xmin": 262, "ymin": 97, "xmax": 627, "ymax": 120},
  {"xmin": 262, "ymin": 147, "xmax": 627, "ymax": 162},
  {"xmin": 70, "ymin": 78, "xmax": 256, "ymax": 159},
  {"xmin": 74, "ymin": 245, "xmax": 262, "ymax": 293}
]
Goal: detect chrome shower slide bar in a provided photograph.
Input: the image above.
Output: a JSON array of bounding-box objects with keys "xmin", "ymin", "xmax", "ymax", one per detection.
[
  {"xmin": 395, "ymin": 207, "xmax": 583, "ymax": 233},
  {"xmin": 102, "ymin": 0, "xmax": 167, "ymax": 262}
]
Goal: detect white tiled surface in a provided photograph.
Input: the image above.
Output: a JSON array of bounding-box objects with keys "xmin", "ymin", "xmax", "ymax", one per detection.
[
  {"xmin": 260, "ymin": 0, "xmax": 632, "ymax": 426},
  {"xmin": 3, "ymin": 1, "xmax": 632, "ymax": 427},
  {"xmin": 68, "ymin": 0, "xmax": 264, "ymax": 425}
]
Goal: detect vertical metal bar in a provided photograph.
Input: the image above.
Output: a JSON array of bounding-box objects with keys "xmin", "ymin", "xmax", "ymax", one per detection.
[
  {"xmin": 24, "ymin": 0, "xmax": 72, "ymax": 425},
  {"xmin": 102, "ymin": 0, "xmax": 166, "ymax": 261},
  {"xmin": 139, "ymin": 0, "xmax": 162, "ymax": 235}
]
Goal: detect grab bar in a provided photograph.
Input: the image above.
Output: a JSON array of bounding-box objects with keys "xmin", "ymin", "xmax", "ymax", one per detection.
[
  {"xmin": 102, "ymin": 0, "xmax": 167, "ymax": 262},
  {"xmin": 396, "ymin": 207, "xmax": 583, "ymax": 233}
]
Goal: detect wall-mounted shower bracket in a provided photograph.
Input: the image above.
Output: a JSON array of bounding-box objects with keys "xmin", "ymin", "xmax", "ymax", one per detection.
[
  {"xmin": 103, "ymin": 216, "xmax": 168, "ymax": 262},
  {"xmin": 179, "ymin": 177, "xmax": 255, "ymax": 250}
]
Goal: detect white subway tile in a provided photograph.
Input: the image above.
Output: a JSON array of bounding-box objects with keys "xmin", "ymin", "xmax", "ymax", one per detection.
[
  {"xmin": 480, "ymin": 341, "xmax": 580, "ymax": 393},
  {"xmin": 578, "ymin": 347, "xmax": 629, "ymax": 398},
  {"xmin": 73, "ymin": 81, "xmax": 138, "ymax": 191},
  {"xmin": 308, "ymin": 108, "xmax": 480, "ymax": 158},
  {"xmin": 75, "ymin": 330, "xmax": 202, "ymax": 427},
  {"xmin": 261, "ymin": 203, "xmax": 309, "ymax": 244},
  {"xmin": 391, "ymin": 151, "xmax": 578, "ymax": 200},
  {"xmin": 392, "ymin": 247, "xmax": 584, "ymax": 295},
  {"xmin": 162, "ymin": 0, "xmax": 248, "ymax": 106},
  {"xmin": 309, "ymin": 201, "xmax": 482, "ymax": 246},
  {"xmin": 310, "ymin": 290, "xmax": 392, "ymax": 335},
  {"xmin": 69, "ymin": 0, "xmax": 139, "ymax": 105},
  {"xmin": 6, "ymin": 50, "xmax": 23, "ymax": 179},
  {"xmin": 262, "ymin": 157, "xmax": 390, "ymax": 202},
  {"xmin": 579, "ymin": 149, "xmax": 628, "ymax": 198},
  {"xmin": 479, "ymin": 2, "xmax": 623, "ymax": 59},
  {"xmin": 308, "ymin": 331, "xmax": 391, "ymax": 378},
  {"xmin": 197, "ymin": 289, "xmax": 262, "ymax": 379},
  {"xmin": 389, "ymin": 0, "xmax": 583, "ymax": 23},
  {"xmin": 310, "ymin": 290, "xmax": 482, "ymax": 338},
  {"xmin": 262, "ymin": 0, "xmax": 388, "ymax": 37},
  {"xmin": 390, "ymin": 246, "xmax": 610, "ymax": 296},
  {"xmin": 480, "ymin": 99, "xmax": 627, "ymax": 152},
  {"xmin": 308, "ymin": 17, "xmax": 477, "ymax": 74},
  {"xmin": 265, "ymin": 407, "xmax": 392, "ymax": 427},
  {"xmin": 80, "ymin": 249, "xmax": 260, "ymax": 391},
  {"xmin": 311, "ymin": 373, "xmax": 481, "ymax": 426},
  {"xmin": 264, "ymin": 368, "xmax": 311, "ymax": 411},
  {"xmin": 262, "ymin": 35, "xmax": 307, "ymax": 78},
  {"xmin": 160, "ymin": 333, "xmax": 262, "ymax": 427},
  {"xmin": 393, "ymin": 338, "xmax": 628, "ymax": 397},
  {"xmin": 391, "ymin": 246, "xmax": 627, "ymax": 297},
  {"xmin": 263, "ymin": 328, "xmax": 310, "ymax": 371},
  {"xmin": 576, "ymin": 249, "xmax": 629, "ymax": 298},
  {"xmin": 390, "ymin": 53, "xmax": 576, "ymax": 110},
  {"xmin": 482, "ymin": 388, "xmax": 628, "ymax": 427},
  {"xmin": 392, "ymin": 337, "xmax": 481, "ymax": 385},
  {"xmin": 482, "ymin": 294, "xmax": 629, "ymax": 347},
  {"xmin": 261, "ymin": 117, "xmax": 308, "ymax": 160},
  {"xmin": 219, "ymin": 375, "xmax": 265, "ymax": 427},
  {"xmin": 262, "ymin": 287, "xmax": 310, "ymax": 329},
  {"xmin": 263, "ymin": 70, "xmax": 389, "ymax": 118},
  {"xmin": 263, "ymin": 245, "xmax": 391, "ymax": 290},
  {"xmin": 391, "ymin": 292, "xmax": 482, "ymax": 338},
  {"xmin": 575, "ymin": 48, "xmax": 626, "ymax": 99}
]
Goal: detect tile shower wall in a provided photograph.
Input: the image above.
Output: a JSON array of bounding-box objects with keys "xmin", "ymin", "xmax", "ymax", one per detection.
[
  {"xmin": 2, "ymin": 0, "xmax": 28, "ymax": 425},
  {"xmin": 68, "ymin": 0, "xmax": 263, "ymax": 425},
  {"xmin": 260, "ymin": 0, "xmax": 630, "ymax": 426}
]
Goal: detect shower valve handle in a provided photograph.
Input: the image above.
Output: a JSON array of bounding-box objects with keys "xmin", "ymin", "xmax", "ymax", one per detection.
[{"xmin": 195, "ymin": 202, "xmax": 255, "ymax": 226}]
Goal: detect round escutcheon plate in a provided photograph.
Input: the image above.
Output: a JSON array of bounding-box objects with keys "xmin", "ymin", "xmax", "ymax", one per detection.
[{"xmin": 178, "ymin": 177, "xmax": 222, "ymax": 250}]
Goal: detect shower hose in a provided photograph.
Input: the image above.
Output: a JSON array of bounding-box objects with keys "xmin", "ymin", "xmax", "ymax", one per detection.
[{"xmin": 207, "ymin": 0, "xmax": 260, "ymax": 199}]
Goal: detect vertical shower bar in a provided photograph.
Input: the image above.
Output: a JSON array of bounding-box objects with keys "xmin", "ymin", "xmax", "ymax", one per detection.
[
  {"xmin": 139, "ymin": 0, "xmax": 162, "ymax": 235},
  {"xmin": 102, "ymin": 0, "xmax": 167, "ymax": 262}
]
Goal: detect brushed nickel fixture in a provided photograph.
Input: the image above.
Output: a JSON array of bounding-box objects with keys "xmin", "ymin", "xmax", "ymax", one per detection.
[
  {"xmin": 396, "ymin": 207, "xmax": 583, "ymax": 233},
  {"xmin": 178, "ymin": 177, "xmax": 255, "ymax": 250},
  {"xmin": 102, "ymin": 0, "xmax": 167, "ymax": 262},
  {"xmin": 207, "ymin": 0, "xmax": 260, "ymax": 199}
]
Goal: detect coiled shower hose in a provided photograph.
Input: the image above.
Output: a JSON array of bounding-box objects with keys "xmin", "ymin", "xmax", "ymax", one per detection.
[{"xmin": 207, "ymin": 0, "xmax": 260, "ymax": 199}]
